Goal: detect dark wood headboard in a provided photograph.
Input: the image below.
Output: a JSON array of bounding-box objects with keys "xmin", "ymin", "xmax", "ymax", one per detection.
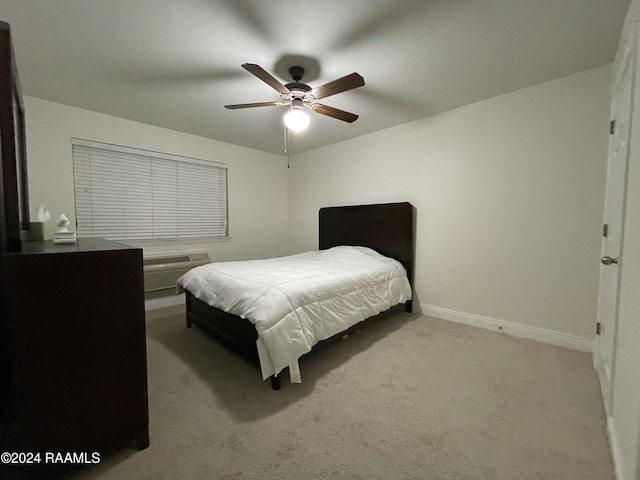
[{"xmin": 318, "ymin": 202, "xmax": 415, "ymax": 288}]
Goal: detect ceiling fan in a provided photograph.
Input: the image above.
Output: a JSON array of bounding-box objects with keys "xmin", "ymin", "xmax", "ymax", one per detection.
[{"xmin": 224, "ymin": 63, "xmax": 365, "ymax": 131}]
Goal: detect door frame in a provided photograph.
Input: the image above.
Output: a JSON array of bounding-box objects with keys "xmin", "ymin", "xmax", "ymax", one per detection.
[{"xmin": 593, "ymin": 22, "xmax": 637, "ymax": 415}]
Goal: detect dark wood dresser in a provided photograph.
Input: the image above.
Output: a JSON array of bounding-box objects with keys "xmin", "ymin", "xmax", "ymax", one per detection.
[{"xmin": 1, "ymin": 238, "xmax": 149, "ymax": 478}]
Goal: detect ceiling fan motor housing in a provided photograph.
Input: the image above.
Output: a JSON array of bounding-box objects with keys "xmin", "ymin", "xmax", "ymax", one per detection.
[
  {"xmin": 284, "ymin": 66, "xmax": 311, "ymax": 97},
  {"xmin": 285, "ymin": 82, "xmax": 311, "ymax": 93},
  {"xmin": 289, "ymin": 66, "xmax": 305, "ymax": 82},
  {"xmin": 284, "ymin": 66, "xmax": 311, "ymax": 96}
]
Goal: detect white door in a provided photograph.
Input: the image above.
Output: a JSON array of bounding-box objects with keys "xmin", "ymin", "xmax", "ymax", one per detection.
[{"xmin": 594, "ymin": 27, "xmax": 636, "ymax": 415}]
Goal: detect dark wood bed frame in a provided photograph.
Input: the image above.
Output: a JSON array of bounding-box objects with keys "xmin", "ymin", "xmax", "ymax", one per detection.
[{"xmin": 184, "ymin": 202, "xmax": 415, "ymax": 390}]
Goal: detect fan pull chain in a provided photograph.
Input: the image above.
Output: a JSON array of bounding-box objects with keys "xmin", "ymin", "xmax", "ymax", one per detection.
[{"xmin": 284, "ymin": 127, "xmax": 290, "ymax": 168}]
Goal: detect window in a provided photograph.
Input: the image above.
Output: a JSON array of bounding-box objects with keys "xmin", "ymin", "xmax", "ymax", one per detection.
[{"xmin": 72, "ymin": 139, "xmax": 228, "ymax": 243}]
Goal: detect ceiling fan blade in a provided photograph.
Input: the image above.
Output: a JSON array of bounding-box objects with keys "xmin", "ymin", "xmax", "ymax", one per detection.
[
  {"xmin": 242, "ymin": 63, "xmax": 290, "ymax": 95},
  {"xmin": 310, "ymin": 73, "xmax": 365, "ymax": 100},
  {"xmin": 311, "ymin": 103, "xmax": 359, "ymax": 123},
  {"xmin": 225, "ymin": 101, "xmax": 282, "ymax": 109}
]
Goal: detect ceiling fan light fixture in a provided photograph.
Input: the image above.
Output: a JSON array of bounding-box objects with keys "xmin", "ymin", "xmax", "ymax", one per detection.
[{"xmin": 284, "ymin": 106, "xmax": 310, "ymax": 132}]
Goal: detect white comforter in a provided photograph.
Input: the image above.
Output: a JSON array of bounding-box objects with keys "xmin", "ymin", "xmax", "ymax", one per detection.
[{"xmin": 177, "ymin": 246, "xmax": 412, "ymax": 381}]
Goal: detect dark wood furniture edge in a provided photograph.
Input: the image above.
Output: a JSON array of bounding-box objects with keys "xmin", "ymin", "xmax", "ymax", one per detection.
[
  {"xmin": 0, "ymin": 20, "xmax": 29, "ymax": 255},
  {"xmin": 2, "ymin": 239, "xmax": 149, "ymax": 479},
  {"xmin": 134, "ymin": 425, "xmax": 150, "ymax": 450}
]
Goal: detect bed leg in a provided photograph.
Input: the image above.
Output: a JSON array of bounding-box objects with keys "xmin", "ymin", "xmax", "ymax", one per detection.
[
  {"xmin": 405, "ymin": 301, "xmax": 413, "ymax": 313},
  {"xmin": 185, "ymin": 293, "xmax": 192, "ymax": 328},
  {"xmin": 271, "ymin": 375, "xmax": 281, "ymax": 391}
]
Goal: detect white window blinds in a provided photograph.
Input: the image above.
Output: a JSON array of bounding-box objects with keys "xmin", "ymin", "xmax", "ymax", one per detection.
[{"xmin": 72, "ymin": 140, "xmax": 228, "ymax": 242}]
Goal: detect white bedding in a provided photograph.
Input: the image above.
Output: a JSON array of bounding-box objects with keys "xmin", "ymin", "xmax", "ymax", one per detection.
[{"xmin": 177, "ymin": 246, "xmax": 412, "ymax": 382}]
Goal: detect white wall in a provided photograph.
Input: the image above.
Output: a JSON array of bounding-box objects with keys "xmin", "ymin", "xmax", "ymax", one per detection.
[
  {"xmin": 24, "ymin": 96, "xmax": 289, "ymax": 262},
  {"xmin": 608, "ymin": 3, "xmax": 640, "ymax": 479},
  {"xmin": 289, "ymin": 65, "xmax": 610, "ymax": 345}
]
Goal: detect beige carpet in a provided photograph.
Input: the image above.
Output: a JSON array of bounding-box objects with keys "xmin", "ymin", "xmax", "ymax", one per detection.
[{"xmin": 63, "ymin": 305, "xmax": 612, "ymax": 480}]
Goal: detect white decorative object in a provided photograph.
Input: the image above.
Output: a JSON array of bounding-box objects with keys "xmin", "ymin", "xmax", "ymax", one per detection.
[
  {"xmin": 37, "ymin": 204, "xmax": 51, "ymax": 222},
  {"xmin": 54, "ymin": 213, "xmax": 77, "ymax": 244},
  {"xmin": 56, "ymin": 213, "xmax": 70, "ymax": 232}
]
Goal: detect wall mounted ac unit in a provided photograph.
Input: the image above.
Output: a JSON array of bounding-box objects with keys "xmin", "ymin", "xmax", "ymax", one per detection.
[{"xmin": 143, "ymin": 252, "xmax": 210, "ymax": 301}]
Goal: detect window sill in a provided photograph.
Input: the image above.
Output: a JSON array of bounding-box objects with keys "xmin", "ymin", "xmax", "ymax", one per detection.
[{"xmin": 117, "ymin": 236, "xmax": 232, "ymax": 247}]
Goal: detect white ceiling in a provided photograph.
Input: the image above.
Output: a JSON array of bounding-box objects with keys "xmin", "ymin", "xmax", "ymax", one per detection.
[{"xmin": 0, "ymin": 0, "xmax": 630, "ymax": 155}]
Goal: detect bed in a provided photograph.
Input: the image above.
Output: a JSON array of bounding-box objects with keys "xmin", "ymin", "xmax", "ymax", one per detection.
[{"xmin": 179, "ymin": 202, "xmax": 415, "ymax": 390}]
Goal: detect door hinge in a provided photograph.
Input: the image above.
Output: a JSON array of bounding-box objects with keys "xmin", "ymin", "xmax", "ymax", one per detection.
[
  {"xmin": 610, "ymin": 120, "xmax": 616, "ymax": 135},
  {"xmin": 603, "ymin": 224, "xmax": 609, "ymax": 237},
  {"xmin": 596, "ymin": 322, "xmax": 602, "ymax": 335}
]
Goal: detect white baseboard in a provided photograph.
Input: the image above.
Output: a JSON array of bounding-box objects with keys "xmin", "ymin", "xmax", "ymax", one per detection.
[
  {"xmin": 417, "ymin": 303, "xmax": 593, "ymax": 353},
  {"xmin": 145, "ymin": 294, "xmax": 185, "ymax": 311},
  {"xmin": 607, "ymin": 416, "xmax": 625, "ymax": 480},
  {"xmin": 145, "ymin": 299, "xmax": 593, "ymax": 352}
]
